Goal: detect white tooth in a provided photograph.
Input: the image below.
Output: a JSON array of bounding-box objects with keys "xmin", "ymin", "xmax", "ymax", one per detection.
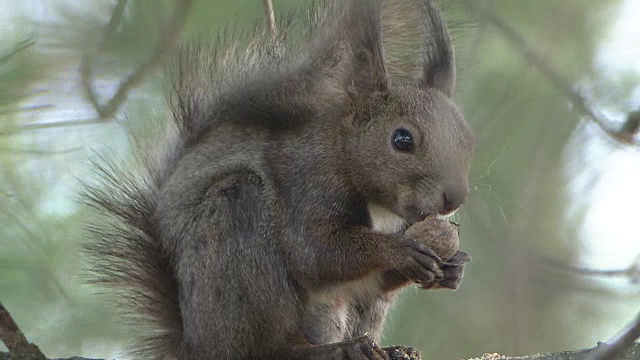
[{"xmin": 437, "ymin": 209, "xmax": 458, "ymax": 221}]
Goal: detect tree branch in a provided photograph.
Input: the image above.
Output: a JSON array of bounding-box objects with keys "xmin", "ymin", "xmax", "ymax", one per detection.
[
  {"xmin": 0, "ymin": 118, "xmax": 105, "ymax": 136},
  {"xmin": 80, "ymin": 0, "xmax": 192, "ymax": 120},
  {"xmin": 536, "ymin": 253, "xmax": 640, "ymax": 284},
  {"xmin": 586, "ymin": 312, "xmax": 640, "ymax": 360},
  {"xmin": 461, "ymin": 0, "xmax": 639, "ymax": 146},
  {"xmin": 1, "ymin": 0, "xmax": 193, "ymax": 137},
  {"xmin": 0, "ymin": 146, "xmax": 81, "ymax": 156},
  {"xmin": 0, "ymin": 302, "xmax": 46, "ymax": 360},
  {"xmin": 79, "ymin": 0, "xmax": 128, "ymax": 117}
]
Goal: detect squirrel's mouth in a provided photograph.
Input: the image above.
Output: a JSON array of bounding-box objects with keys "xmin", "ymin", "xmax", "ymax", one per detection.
[
  {"xmin": 436, "ymin": 211, "xmax": 457, "ymax": 221},
  {"xmin": 406, "ymin": 208, "xmax": 458, "ymax": 226},
  {"xmin": 369, "ymin": 203, "xmax": 461, "ymax": 233}
]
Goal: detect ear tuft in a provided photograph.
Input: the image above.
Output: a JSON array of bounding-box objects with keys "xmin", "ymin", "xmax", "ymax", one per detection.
[
  {"xmin": 380, "ymin": 0, "xmax": 456, "ymax": 97},
  {"xmin": 343, "ymin": 0, "xmax": 389, "ymax": 100},
  {"xmin": 419, "ymin": 0, "xmax": 456, "ymax": 96}
]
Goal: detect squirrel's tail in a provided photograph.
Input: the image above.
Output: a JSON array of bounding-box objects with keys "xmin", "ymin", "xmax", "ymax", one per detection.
[{"xmin": 83, "ymin": 127, "xmax": 185, "ymax": 359}]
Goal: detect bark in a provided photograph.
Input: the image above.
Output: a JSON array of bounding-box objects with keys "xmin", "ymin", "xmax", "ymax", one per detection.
[{"xmin": 2, "ymin": 343, "xmax": 640, "ymax": 360}]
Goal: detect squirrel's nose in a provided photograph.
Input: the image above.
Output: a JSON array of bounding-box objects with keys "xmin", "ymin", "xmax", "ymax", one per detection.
[{"xmin": 442, "ymin": 185, "xmax": 468, "ymax": 215}]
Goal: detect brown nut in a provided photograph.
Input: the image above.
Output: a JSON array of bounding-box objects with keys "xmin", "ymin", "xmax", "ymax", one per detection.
[{"xmin": 404, "ymin": 217, "xmax": 460, "ymax": 260}]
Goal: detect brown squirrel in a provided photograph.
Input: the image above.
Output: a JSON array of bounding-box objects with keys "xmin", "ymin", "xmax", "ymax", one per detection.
[{"xmin": 84, "ymin": 0, "xmax": 474, "ymax": 359}]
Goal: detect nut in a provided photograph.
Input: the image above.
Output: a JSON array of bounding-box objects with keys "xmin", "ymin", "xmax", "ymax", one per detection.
[{"xmin": 404, "ymin": 217, "xmax": 460, "ymax": 260}]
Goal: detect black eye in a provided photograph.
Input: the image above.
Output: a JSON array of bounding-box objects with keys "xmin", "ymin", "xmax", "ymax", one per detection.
[{"xmin": 392, "ymin": 128, "xmax": 414, "ymax": 152}]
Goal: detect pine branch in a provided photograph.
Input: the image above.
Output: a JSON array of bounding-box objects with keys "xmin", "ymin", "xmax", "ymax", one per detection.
[
  {"xmin": 79, "ymin": 0, "xmax": 128, "ymax": 118},
  {"xmin": 0, "ymin": 0, "xmax": 193, "ymax": 137},
  {"xmin": 0, "ymin": 40, "xmax": 36, "ymax": 110},
  {"xmin": 0, "ymin": 146, "xmax": 81, "ymax": 156},
  {"xmin": 80, "ymin": 0, "xmax": 193, "ymax": 120},
  {"xmin": 0, "ymin": 302, "xmax": 46, "ymax": 360},
  {"xmin": 0, "ymin": 40, "xmax": 35, "ymax": 64},
  {"xmin": 0, "ymin": 118, "xmax": 105, "ymax": 136},
  {"xmin": 461, "ymin": 0, "xmax": 639, "ymax": 146},
  {"xmin": 586, "ymin": 312, "xmax": 640, "ymax": 360}
]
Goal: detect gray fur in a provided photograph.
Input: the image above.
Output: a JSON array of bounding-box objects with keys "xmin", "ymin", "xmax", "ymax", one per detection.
[{"xmin": 84, "ymin": 0, "xmax": 474, "ymax": 359}]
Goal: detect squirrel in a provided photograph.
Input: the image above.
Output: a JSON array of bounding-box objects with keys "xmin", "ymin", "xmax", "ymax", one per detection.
[{"xmin": 84, "ymin": 0, "xmax": 474, "ymax": 359}]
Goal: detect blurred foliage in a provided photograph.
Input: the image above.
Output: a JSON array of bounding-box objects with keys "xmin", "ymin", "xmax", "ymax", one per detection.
[
  {"xmin": 0, "ymin": 40, "xmax": 37, "ymax": 115},
  {"xmin": 1, "ymin": 0, "xmax": 639, "ymax": 359}
]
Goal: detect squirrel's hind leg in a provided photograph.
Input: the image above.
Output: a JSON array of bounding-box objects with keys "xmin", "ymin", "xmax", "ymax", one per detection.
[
  {"xmin": 176, "ymin": 169, "xmax": 300, "ymax": 359},
  {"xmin": 283, "ymin": 336, "xmax": 390, "ymax": 360}
]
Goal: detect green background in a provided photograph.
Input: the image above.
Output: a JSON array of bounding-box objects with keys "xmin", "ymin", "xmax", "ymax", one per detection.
[{"xmin": 1, "ymin": 1, "xmax": 639, "ymax": 359}]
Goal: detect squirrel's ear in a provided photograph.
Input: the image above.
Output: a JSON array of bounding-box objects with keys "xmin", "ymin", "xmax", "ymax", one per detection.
[
  {"xmin": 343, "ymin": 0, "xmax": 388, "ymax": 100},
  {"xmin": 381, "ymin": 0, "xmax": 456, "ymax": 97},
  {"xmin": 307, "ymin": 0, "xmax": 387, "ymax": 103}
]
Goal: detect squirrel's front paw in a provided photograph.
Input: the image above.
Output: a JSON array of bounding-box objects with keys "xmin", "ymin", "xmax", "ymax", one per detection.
[
  {"xmin": 383, "ymin": 345, "xmax": 421, "ymax": 360},
  {"xmin": 423, "ymin": 250, "xmax": 471, "ymax": 290},
  {"xmin": 400, "ymin": 217, "xmax": 470, "ymax": 289},
  {"xmin": 394, "ymin": 235, "xmax": 444, "ymax": 286},
  {"xmin": 343, "ymin": 336, "xmax": 390, "ymax": 360}
]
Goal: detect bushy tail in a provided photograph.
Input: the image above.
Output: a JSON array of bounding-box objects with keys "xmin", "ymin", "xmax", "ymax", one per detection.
[
  {"xmin": 83, "ymin": 134, "xmax": 184, "ymax": 359},
  {"xmin": 380, "ymin": 0, "xmax": 457, "ymax": 95}
]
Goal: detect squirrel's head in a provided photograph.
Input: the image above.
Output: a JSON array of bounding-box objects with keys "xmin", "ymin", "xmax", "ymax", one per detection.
[
  {"xmin": 346, "ymin": 87, "xmax": 473, "ymax": 224},
  {"xmin": 333, "ymin": 0, "xmax": 474, "ymax": 224}
]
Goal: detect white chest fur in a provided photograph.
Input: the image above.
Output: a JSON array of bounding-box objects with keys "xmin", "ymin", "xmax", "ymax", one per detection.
[{"xmin": 367, "ymin": 203, "xmax": 406, "ymax": 234}]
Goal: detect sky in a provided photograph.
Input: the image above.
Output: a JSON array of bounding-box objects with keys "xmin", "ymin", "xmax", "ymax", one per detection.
[{"xmin": 563, "ymin": 0, "xmax": 640, "ymax": 272}]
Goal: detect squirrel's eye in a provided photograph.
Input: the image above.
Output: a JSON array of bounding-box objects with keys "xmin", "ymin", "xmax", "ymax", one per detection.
[{"xmin": 392, "ymin": 128, "xmax": 414, "ymax": 152}]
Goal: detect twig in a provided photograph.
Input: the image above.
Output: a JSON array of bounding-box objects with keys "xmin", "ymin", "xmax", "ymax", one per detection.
[
  {"xmin": 0, "ymin": 146, "xmax": 82, "ymax": 156},
  {"xmin": 81, "ymin": 0, "xmax": 193, "ymax": 120},
  {"xmin": 80, "ymin": 0, "xmax": 128, "ymax": 117},
  {"xmin": 0, "ymin": 302, "xmax": 46, "ymax": 360},
  {"xmin": 0, "ymin": 39, "xmax": 35, "ymax": 64},
  {"xmin": 620, "ymin": 111, "xmax": 640, "ymax": 144},
  {"xmin": 0, "ymin": 104, "xmax": 55, "ymax": 116},
  {"xmin": 461, "ymin": 0, "xmax": 639, "ymax": 146},
  {"xmin": 0, "ymin": 118, "xmax": 105, "ymax": 136},
  {"xmin": 586, "ymin": 311, "xmax": 640, "ymax": 360},
  {"xmin": 2, "ymin": 0, "xmax": 193, "ymax": 136},
  {"xmin": 263, "ymin": 0, "xmax": 278, "ymax": 41},
  {"xmin": 537, "ymin": 253, "xmax": 640, "ymax": 284}
]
